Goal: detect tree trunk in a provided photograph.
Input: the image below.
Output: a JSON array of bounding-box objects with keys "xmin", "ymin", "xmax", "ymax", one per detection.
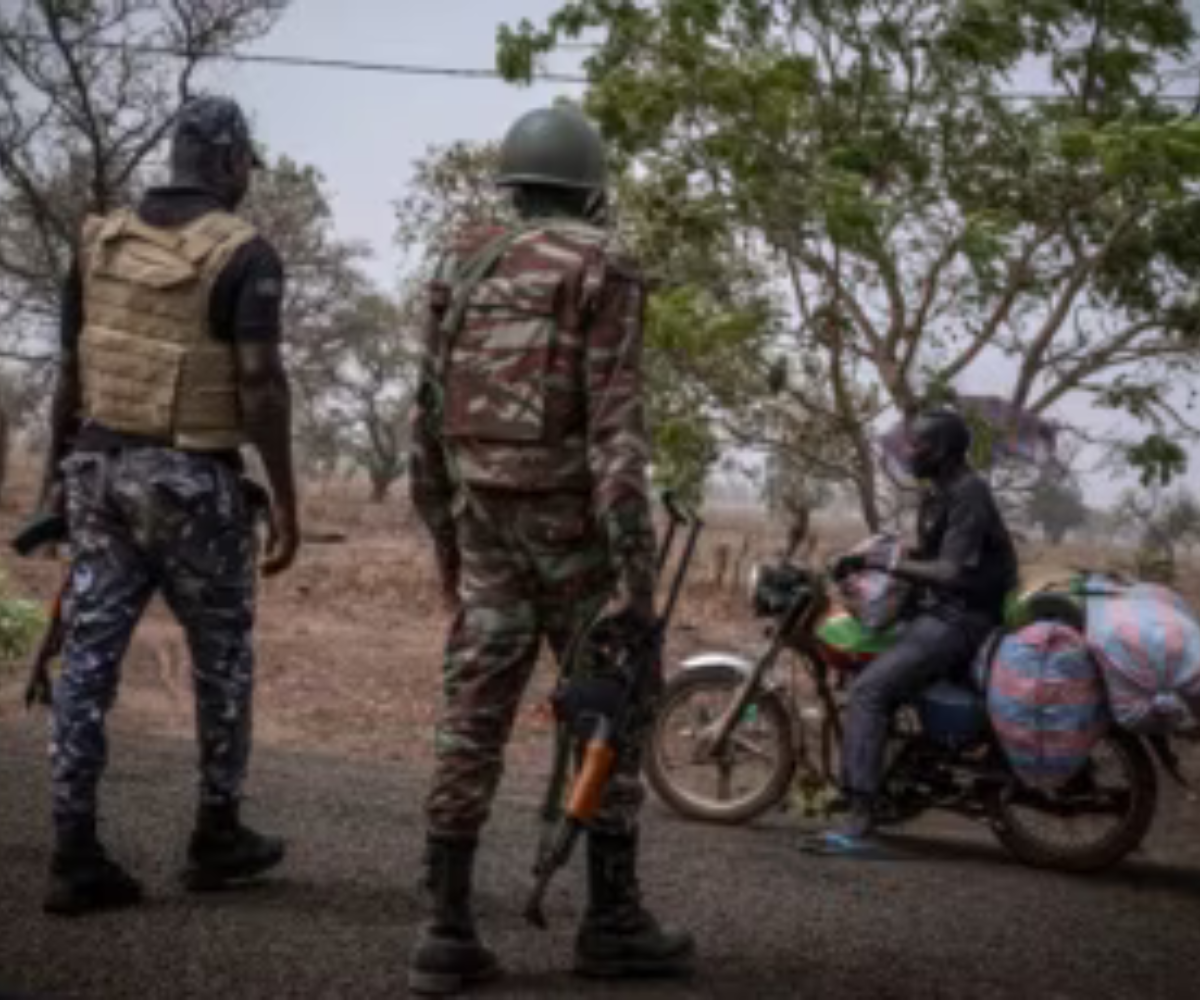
[
  {"xmin": 853, "ymin": 459, "xmax": 882, "ymax": 533},
  {"xmin": 369, "ymin": 472, "xmax": 391, "ymax": 503}
]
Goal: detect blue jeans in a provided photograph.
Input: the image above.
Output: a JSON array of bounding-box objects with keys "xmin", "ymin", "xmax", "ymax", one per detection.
[{"xmin": 841, "ymin": 614, "xmax": 984, "ymax": 798}]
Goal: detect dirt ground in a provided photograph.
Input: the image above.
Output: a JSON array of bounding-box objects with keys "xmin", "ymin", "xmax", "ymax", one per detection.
[
  {"xmin": 0, "ymin": 462, "xmax": 768, "ymax": 775},
  {"xmin": 2, "ymin": 458, "xmax": 1195, "ymax": 777}
]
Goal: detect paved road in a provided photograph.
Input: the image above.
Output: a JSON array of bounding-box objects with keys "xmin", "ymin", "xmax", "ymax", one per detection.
[{"xmin": 3, "ymin": 714, "xmax": 1200, "ymax": 999}]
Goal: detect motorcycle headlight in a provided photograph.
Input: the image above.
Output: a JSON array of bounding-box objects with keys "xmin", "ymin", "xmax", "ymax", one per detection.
[{"xmin": 750, "ymin": 561, "xmax": 812, "ymax": 618}]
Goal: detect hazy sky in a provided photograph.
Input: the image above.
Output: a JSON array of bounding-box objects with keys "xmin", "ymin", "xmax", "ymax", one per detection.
[
  {"xmin": 196, "ymin": 0, "xmax": 1200, "ymax": 501},
  {"xmin": 206, "ymin": 0, "xmax": 584, "ymax": 284}
]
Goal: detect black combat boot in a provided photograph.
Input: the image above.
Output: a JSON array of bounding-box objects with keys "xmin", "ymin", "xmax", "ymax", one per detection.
[
  {"xmin": 182, "ymin": 801, "xmax": 285, "ymax": 891},
  {"xmin": 44, "ymin": 817, "xmax": 144, "ymax": 917},
  {"xmin": 407, "ymin": 836, "xmax": 500, "ymax": 996},
  {"xmin": 574, "ymin": 831, "xmax": 695, "ymax": 978}
]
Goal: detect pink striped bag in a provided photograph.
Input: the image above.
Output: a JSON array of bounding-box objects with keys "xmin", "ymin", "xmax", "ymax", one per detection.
[
  {"xmin": 985, "ymin": 622, "xmax": 1109, "ymax": 790},
  {"xmin": 1084, "ymin": 578, "xmax": 1200, "ymax": 735}
]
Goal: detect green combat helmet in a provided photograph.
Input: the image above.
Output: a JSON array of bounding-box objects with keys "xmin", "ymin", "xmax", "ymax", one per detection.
[{"xmin": 496, "ymin": 106, "xmax": 607, "ymax": 192}]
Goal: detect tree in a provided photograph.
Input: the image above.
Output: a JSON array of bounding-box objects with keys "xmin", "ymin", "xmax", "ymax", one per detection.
[
  {"xmin": 1026, "ymin": 473, "xmax": 1089, "ymax": 544},
  {"xmin": 244, "ymin": 157, "xmax": 429, "ymax": 498},
  {"xmin": 394, "ymin": 141, "xmax": 511, "ymax": 271},
  {"xmin": 1113, "ymin": 485, "xmax": 1200, "ymax": 582},
  {"xmin": 315, "ymin": 290, "xmax": 421, "ymax": 502},
  {"xmin": 499, "ymin": 0, "xmax": 1200, "ymax": 529},
  {"xmin": 0, "ymin": 0, "xmax": 289, "ymax": 431}
]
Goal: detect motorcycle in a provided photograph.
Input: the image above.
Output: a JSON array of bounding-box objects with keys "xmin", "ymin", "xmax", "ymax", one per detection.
[{"xmin": 645, "ymin": 553, "xmax": 1161, "ymax": 872}]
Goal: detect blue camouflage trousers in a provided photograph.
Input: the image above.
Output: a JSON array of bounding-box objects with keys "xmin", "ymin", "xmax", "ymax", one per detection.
[{"xmin": 52, "ymin": 446, "xmax": 258, "ymax": 827}]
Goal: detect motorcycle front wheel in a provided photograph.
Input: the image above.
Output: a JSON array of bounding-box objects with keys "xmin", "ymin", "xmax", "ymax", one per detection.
[
  {"xmin": 645, "ymin": 664, "xmax": 796, "ymax": 825},
  {"xmin": 987, "ymin": 728, "xmax": 1158, "ymax": 873}
]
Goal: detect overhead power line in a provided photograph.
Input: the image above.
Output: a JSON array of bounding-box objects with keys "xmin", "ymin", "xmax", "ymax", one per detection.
[
  {"xmin": 0, "ymin": 33, "xmax": 587, "ymax": 83},
  {"xmin": 1, "ymin": 32, "xmax": 1196, "ymax": 104}
]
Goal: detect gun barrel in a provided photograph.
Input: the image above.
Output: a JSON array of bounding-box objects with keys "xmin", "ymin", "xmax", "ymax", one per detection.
[
  {"xmin": 522, "ymin": 876, "xmax": 551, "ymax": 928},
  {"xmin": 523, "ymin": 817, "xmax": 583, "ymax": 928}
]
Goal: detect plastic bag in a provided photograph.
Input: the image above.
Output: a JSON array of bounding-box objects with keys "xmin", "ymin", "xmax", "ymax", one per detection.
[
  {"xmin": 836, "ymin": 534, "xmax": 911, "ymax": 631},
  {"xmin": 1084, "ymin": 578, "xmax": 1200, "ymax": 735},
  {"xmin": 985, "ymin": 622, "xmax": 1109, "ymax": 789}
]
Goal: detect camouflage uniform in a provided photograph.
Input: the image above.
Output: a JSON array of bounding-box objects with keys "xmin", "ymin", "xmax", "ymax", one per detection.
[
  {"xmin": 410, "ymin": 219, "xmax": 656, "ymax": 840},
  {"xmin": 52, "ymin": 447, "xmax": 258, "ymax": 825}
]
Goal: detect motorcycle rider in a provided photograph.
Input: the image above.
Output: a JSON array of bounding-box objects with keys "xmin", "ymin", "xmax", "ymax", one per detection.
[{"xmin": 810, "ymin": 407, "xmax": 1018, "ymax": 853}]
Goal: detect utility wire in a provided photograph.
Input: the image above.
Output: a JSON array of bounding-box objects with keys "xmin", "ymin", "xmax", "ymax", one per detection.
[
  {"xmin": 0, "ymin": 33, "xmax": 587, "ymax": 83},
  {"xmin": 1, "ymin": 32, "xmax": 1196, "ymax": 103}
]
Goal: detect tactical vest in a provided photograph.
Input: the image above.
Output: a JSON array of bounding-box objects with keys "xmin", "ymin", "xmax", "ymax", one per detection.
[
  {"xmin": 78, "ymin": 208, "xmax": 258, "ymax": 451},
  {"xmin": 436, "ymin": 219, "xmax": 614, "ymax": 493}
]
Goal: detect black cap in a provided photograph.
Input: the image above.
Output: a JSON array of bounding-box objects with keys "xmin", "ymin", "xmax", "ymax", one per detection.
[{"xmin": 173, "ymin": 95, "xmax": 263, "ymax": 167}]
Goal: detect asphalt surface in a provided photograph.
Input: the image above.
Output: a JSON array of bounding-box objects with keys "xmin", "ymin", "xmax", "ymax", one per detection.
[{"xmin": 3, "ymin": 713, "xmax": 1200, "ymax": 1000}]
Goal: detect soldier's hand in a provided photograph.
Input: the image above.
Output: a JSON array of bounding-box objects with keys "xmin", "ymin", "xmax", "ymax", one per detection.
[{"xmin": 262, "ymin": 508, "xmax": 300, "ymax": 577}]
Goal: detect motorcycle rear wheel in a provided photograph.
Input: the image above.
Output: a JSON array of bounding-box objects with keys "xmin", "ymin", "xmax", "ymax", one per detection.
[
  {"xmin": 987, "ymin": 728, "xmax": 1158, "ymax": 873},
  {"xmin": 646, "ymin": 664, "xmax": 796, "ymax": 825}
]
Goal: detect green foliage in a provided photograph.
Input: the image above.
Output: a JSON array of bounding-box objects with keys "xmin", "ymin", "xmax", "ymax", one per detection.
[
  {"xmin": 498, "ymin": 0, "xmax": 1200, "ymax": 525},
  {"xmin": 644, "ymin": 286, "xmax": 770, "ymax": 504},
  {"xmin": 1126, "ymin": 433, "xmax": 1189, "ymax": 488},
  {"xmin": 0, "ymin": 573, "xmax": 45, "ymax": 667},
  {"xmin": 651, "ymin": 417, "xmax": 718, "ymax": 509}
]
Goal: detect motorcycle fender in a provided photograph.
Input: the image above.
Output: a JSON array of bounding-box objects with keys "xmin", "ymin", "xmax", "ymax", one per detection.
[{"xmin": 680, "ymin": 653, "xmax": 757, "ymax": 677}]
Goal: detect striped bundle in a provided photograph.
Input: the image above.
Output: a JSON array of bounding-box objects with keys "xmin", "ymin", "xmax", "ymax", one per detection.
[
  {"xmin": 985, "ymin": 622, "xmax": 1110, "ymax": 790},
  {"xmin": 1084, "ymin": 579, "xmax": 1200, "ymax": 736}
]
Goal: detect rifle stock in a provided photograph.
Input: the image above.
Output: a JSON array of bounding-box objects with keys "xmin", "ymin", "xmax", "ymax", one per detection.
[
  {"xmin": 10, "ymin": 507, "xmax": 70, "ymax": 710},
  {"xmin": 24, "ymin": 583, "xmax": 65, "ymax": 709}
]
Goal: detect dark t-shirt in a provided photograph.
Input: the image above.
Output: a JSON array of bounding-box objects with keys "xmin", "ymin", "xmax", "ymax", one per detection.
[
  {"xmin": 915, "ymin": 470, "xmax": 1019, "ymax": 626},
  {"xmin": 62, "ymin": 186, "xmax": 285, "ymax": 455}
]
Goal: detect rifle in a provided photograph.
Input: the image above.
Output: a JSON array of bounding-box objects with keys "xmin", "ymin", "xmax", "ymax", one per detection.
[
  {"xmin": 10, "ymin": 509, "xmax": 69, "ymax": 709},
  {"xmin": 523, "ymin": 492, "xmax": 703, "ymax": 928}
]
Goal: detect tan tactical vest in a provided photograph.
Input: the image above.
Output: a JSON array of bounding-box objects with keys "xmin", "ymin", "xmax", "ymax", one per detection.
[{"xmin": 78, "ymin": 208, "xmax": 258, "ymax": 451}]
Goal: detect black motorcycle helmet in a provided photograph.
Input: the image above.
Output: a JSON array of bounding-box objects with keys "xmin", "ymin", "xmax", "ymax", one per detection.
[{"xmin": 908, "ymin": 408, "xmax": 972, "ymax": 480}]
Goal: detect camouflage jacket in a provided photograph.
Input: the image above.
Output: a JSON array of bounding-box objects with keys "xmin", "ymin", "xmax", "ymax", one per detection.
[{"xmin": 409, "ymin": 217, "xmax": 655, "ymax": 597}]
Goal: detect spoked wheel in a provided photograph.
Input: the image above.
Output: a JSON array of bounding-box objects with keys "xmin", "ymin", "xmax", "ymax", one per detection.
[
  {"xmin": 987, "ymin": 728, "xmax": 1158, "ymax": 872},
  {"xmin": 646, "ymin": 664, "xmax": 796, "ymax": 825}
]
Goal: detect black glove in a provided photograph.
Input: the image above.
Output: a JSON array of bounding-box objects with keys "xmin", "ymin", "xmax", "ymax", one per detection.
[{"xmin": 552, "ymin": 674, "xmax": 627, "ymax": 737}]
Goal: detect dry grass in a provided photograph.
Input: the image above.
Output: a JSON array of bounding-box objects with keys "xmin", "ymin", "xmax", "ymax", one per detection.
[{"xmin": 3, "ymin": 454, "xmax": 1198, "ymax": 771}]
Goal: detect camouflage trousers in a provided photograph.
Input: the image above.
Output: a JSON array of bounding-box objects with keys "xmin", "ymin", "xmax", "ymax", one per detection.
[
  {"xmin": 426, "ymin": 491, "xmax": 654, "ymax": 840},
  {"xmin": 52, "ymin": 447, "xmax": 258, "ymax": 827}
]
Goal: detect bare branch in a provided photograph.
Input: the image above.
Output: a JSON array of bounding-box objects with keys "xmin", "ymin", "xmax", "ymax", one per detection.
[
  {"xmin": 1012, "ymin": 208, "xmax": 1140, "ymax": 408},
  {"xmin": 938, "ymin": 227, "xmax": 1052, "ymax": 384}
]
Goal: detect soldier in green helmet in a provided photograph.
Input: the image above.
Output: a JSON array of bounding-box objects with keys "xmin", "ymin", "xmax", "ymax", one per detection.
[{"xmin": 407, "ymin": 105, "xmax": 695, "ymax": 993}]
